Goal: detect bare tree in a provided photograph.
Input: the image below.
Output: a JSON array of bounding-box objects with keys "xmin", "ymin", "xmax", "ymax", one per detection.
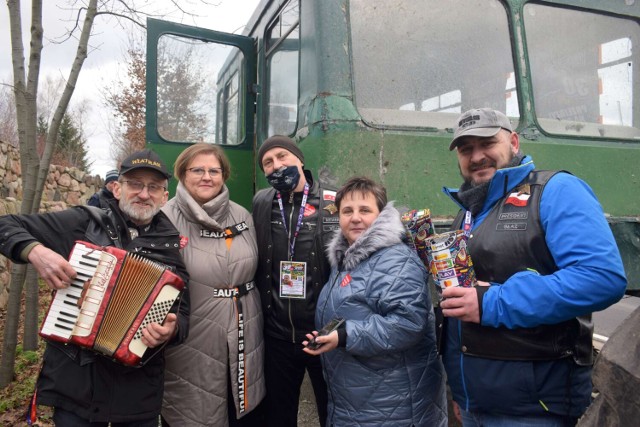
[
  {"xmin": 0, "ymin": 86, "xmax": 18, "ymax": 147},
  {"xmin": 104, "ymin": 36, "xmax": 210, "ymax": 163},
  {"xmin": 104, "ymin": 40, "xmax": 147, "ymax": 164},
  {"xmin": 1, "ymin": 0, "xmax": 213, "ymax": 388}
]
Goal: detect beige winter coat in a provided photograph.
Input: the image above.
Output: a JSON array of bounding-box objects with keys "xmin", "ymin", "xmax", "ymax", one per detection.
[{"xmin": 161, "ymin": 183, "xmax": 265, "ymax": 426}]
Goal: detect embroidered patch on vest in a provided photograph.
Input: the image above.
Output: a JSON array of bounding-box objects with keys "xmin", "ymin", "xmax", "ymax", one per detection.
[
  {"xmin": 505, "ymin": 193, "xmax": 530, "ymax": 207},
  {"xmin": 323, "ymin": 203, "xmax": 338, "ymax": 215},
  {"xmin": 179, "ymin": 235, "xmax": 189, "ymax": 248},
  {"xmin": 496, "ymin": 222, "xmax": 527, "ymax": 231},
  {"xmin": 499, "ymin": 212, "xmax": 528, "ymax": 220},
  {"xmin": 505, "ymin": 183, "xmax": 531, "ymax": 207},
  {"xmin": 304, "ymin": 204, "xmax": 316, "ymax": 217},
  {"xmin": 323, "ymin": 190, "xmax": 336, "ymax": 201},
  {"xmin": 323, "ymin": 216, "xmax": 339, "ymax": 223}
]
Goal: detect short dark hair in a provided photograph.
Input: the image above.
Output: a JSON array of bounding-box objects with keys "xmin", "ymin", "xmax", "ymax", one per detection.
[
  {"xmin": 173, "ymin": 143, "xmax": 231, "ymax": 182},
  {"xmin": 335, "ymin": 176, "xmax": 387, "ymax": 212}
]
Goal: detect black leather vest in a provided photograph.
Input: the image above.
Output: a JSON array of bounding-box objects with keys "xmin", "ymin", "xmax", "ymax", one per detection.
[{"xmin": 451, "ymin": 170, "xmax": 593, "ymax": 365}]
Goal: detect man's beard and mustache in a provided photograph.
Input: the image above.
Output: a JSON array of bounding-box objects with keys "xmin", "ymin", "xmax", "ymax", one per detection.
[
  {"xmin": 461, "ymin": 158, "xmax": 499, "ymax": 187},
  {"xmin": 119, "ymin": 197, "xmax": 160, "ymax": 225},
  {"xmin": 457, "ymin": 150, "xmax": 524, "ymax": 215}
]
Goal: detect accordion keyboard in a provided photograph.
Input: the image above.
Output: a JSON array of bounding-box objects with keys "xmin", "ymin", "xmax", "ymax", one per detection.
[{"xmin": 40, "ymin": 243, "xmax": 116, "ymax": 340}]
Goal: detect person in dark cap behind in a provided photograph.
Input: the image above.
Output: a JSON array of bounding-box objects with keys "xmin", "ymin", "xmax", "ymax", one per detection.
[
  {"xmin": 252, "ymin": 135, "xmax": 339, "ymax": 427},
  {"xmin": 87, "ymin": 168, "xmax": 119, "ymax": 208},
  {"xmin": 439, "ymin": 108, "xmax": 626, "ymax": 426},
  {"xmin": 0, "ymin": 149, "xmax": 190, "ymax": 426}
]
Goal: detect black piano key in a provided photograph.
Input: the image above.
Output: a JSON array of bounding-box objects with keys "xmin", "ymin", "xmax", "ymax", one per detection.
[
  {"xmin": 81, "ymin": 252, "xmax": 100, "ymax": 261},
  {"xmin": 56, "ymin": 317, "xmax": 75, "ymax": 325},
  {"xmin": 54, "ymin": 323, "xmax": 73, "ymax": 331},
  {"xmin": 59, "ymin": 311, "xmax": 78, "ymax": 319},
  {"xmin": 70, "ymin": 283, "xmax": 83, "ymax": 290},
  {"xmin": 79, "ymin": 260, "xmax": 97, "ymax": 268},
  {"xmin": 63, "ymin": 300, "xmax": 77, "ymax": 307},
  {"xmin": 66, "ymin": 294, "xmax": 80, "ymax": 300}
]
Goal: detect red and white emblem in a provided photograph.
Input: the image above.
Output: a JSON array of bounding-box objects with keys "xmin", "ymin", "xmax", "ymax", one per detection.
[
  {"xmin": 505, "ymin": 192, "xmax": 530, "ymax": 207},
  {"xmin": 304, "ymin": 204, "xmax": 316, "ymax": 217}
]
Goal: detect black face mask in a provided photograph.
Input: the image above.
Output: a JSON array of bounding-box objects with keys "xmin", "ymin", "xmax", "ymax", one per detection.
[{"xmin": 266, "ymin": 165, "xmax": 301, "ymax": 193}]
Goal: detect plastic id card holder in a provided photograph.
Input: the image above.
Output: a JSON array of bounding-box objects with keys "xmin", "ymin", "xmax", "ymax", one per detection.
[{"xmin": 279, "ymin": 261, "xmax": 307, "ymax": 299}]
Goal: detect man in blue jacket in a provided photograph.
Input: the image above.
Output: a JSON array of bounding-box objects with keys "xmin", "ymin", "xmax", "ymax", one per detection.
[{"xmin": 439, "ymin": 108, "xmax": 627, "ymax": 427}]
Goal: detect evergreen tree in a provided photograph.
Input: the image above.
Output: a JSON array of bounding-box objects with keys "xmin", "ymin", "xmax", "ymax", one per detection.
[{"xmin": 53, "ymin": 114, "xmax": 92, "ymax": 170}]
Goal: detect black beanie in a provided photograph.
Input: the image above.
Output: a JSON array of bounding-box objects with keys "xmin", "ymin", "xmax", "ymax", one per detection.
[{"xmin": 257, "ymin": 135, "xmax": 305, "ymax": 171}]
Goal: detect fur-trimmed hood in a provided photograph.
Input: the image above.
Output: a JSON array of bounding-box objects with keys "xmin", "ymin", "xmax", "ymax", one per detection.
[{"xmin": 327, "ymin": 202, "xmax": 406, "ymax": 271}]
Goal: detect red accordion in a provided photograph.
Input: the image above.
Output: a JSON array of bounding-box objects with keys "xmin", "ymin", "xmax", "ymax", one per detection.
[{"xmin": 39, "ymin": 241, "xmax": 185, "ymax": 366}]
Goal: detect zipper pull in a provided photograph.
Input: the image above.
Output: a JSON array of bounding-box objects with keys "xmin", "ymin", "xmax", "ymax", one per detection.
[{"xmin": 288, "ymin": 192, "xmax": 294, "ymax": 204}]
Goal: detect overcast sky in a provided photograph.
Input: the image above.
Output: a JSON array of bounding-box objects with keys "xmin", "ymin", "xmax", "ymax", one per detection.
[{"xmin": 0, "ymin": 0, "xmax": 259, "ymax": 177}]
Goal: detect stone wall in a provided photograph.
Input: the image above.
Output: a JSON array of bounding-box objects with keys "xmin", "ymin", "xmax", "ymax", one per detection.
[{"xmin": 0, "ymin": 141, "xmax": 105, "ymax": 307}]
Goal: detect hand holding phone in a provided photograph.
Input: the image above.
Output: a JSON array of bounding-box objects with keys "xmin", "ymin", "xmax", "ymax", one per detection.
[{"xmin": 306, "ymin": 317, "xmax": 345, "ymax": 350}]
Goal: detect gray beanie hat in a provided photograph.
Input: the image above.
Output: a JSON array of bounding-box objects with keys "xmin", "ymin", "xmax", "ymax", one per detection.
[{"xmin": 257, "ymin": 135, "xmax": 304, "ymax": 171}]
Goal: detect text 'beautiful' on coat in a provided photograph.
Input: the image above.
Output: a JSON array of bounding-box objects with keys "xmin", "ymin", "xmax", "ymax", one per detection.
[{"xmin": 161, "ymin": 183, "xmax": 265, "ymax": 427}]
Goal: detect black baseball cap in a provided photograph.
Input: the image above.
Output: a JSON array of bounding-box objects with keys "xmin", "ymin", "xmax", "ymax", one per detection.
[{"xmin": 119, "ymin": 149, "xmax": 171, "ymax": 179}]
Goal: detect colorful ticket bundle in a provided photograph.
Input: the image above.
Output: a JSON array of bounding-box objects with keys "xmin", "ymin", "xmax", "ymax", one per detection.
[
  {"xmin": 425, "ymin": 230, "xmax": 477, "ymax": 289},
  {"xmin": 401, "ymin": 208, "xmax": 435, "ymax": 268}
]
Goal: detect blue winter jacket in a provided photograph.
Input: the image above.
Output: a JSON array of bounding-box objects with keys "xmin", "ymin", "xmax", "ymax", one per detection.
[
  {"xmin": 442, "ymin": 156, "xmax": 627, "ymax": 418},
  {"xmin": 316, "ymin": 203, "xmax": 447, "ymax": 427}
]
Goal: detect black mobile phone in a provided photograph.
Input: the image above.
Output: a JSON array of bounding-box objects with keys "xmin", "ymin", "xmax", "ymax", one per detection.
[{"xmin": 306, "ymin": 317, "xmax": 345, "ymax": 350}]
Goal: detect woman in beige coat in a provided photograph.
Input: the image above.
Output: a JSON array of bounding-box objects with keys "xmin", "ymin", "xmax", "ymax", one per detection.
[{"xmin": 161, "ymin": 144, "xmax": 265, "ymax": 427}]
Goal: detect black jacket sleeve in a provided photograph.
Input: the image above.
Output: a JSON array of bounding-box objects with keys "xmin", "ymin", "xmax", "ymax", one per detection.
[{"xmin": 0, "ymin": 208, "xmax": 91, "ymax": 261}]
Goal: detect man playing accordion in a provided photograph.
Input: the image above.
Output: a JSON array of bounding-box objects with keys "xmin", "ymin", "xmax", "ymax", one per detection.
[{"xmin": 0, "ymin": 149, "xmax": 190, "ymax": 427}]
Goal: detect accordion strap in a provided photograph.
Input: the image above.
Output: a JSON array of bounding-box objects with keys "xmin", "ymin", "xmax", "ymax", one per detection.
[{"xmin": 78, "ymin": 206, "xmax": 123, "ymax": 249}]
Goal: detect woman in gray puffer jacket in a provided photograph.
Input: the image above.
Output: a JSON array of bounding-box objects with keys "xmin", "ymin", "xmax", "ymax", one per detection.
[{"xmin": 304, "ymin": 177, "xmax": 447, "ymax": 427}]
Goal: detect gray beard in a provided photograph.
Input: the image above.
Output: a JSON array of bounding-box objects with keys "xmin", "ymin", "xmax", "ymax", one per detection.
[
  {"xmin": 457, "ymin": 152, "xmax": 525, "ymax": 215},
  {"xmin": 119, "ymin": 198, "xmax": 159, "ymax": 226}
]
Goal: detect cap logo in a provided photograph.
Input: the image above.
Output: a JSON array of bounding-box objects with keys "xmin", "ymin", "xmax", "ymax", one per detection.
[
  {"xmin": 459, "ymin": 114, "xmax": 481, "ymax": 129},
  {"xmin": 131, "ymin": 158, "xmax": 161, "ymax": 168}
]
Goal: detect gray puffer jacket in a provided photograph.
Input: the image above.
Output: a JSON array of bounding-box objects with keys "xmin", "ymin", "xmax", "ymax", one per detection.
[
  {"xmin": 316, "ymin": 203, "xmax": 447, "ymax": 427},
  {"xmin": 161, "ymin": 183, "xmax": 265, "ymax": 426}
]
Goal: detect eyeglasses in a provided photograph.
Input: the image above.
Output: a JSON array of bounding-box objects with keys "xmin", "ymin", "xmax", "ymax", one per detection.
[
  {"xmin": 121, "ymin": 180, "xmax": 166, "ymax": 195},
  {"xmin": 187, "ymin": 167, "xmax": 223, "ymax": 178}
]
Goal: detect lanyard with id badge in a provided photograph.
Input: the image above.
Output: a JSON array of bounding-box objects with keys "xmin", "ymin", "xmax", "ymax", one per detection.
[{"xmin": 278, "ymin": 183, "xmax": 309, "ymax": 299}]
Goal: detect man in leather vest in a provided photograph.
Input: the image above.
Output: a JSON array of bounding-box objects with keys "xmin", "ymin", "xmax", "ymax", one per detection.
[
  {"xmin": 0, "ymin": 149, "xmax": 190, "ymax": 426},
  {"xmin": 252, "ymin": 135, "xmax": 339, "ymax": 427},
  {"xmin": 439, "ymin": 108, "xmax": 627, "ymax": 427}
]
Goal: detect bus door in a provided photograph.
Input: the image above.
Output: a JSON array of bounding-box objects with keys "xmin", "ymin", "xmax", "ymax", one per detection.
[{"xmin": 146, "ymin": 17, "xmax": 257, "ymax": 209}]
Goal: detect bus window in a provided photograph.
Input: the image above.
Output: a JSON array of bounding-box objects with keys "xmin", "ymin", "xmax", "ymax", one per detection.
[
  {"xmin": 350, "ymin": 0, "xmax": 518, "ymax": 130},
  {"xmin": 525, "ymin": 4, "xmax": 640, "ymax": 139},
  {"xmin": 265, "ymin": 0, "xmax": 300, "ymax": 137},
  {"xmin": 156, "ymin": 33, "xmax": 245, "ymax": 145}
]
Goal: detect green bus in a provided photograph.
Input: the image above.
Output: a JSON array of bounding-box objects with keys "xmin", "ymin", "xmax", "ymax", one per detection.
[{"xmin": 146, "ymin": 0, "xmax": 640, "ymax": 292}]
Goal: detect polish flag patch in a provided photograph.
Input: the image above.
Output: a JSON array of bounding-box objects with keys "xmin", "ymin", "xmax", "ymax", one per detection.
[
  {"xmin": 179, "ymin": 235, "xmax": 189, "ymax": 249},
  {"xmin": 505, "ymin": 192, "xmax": 530, "ymax": 207},
  {"xmin": 340, "ymin": 273, "xmax": 352, "ymax": 287},
  {"xmin": 323, "ymin": 190, "xmax": 336, "ymax": 202}
]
